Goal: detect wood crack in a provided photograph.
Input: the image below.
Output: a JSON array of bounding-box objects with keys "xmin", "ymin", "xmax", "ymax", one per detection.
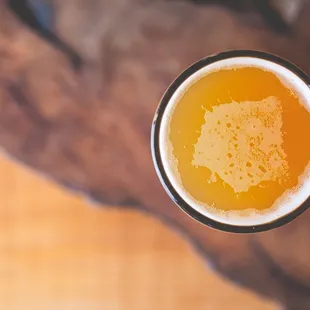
[
  {"xmin": 7, "ymin": 83, "xmax": 51, "ymax": 128},
  {"xmin": 8, "ymin": 0, "xmax": 83, "ymax": 70}
]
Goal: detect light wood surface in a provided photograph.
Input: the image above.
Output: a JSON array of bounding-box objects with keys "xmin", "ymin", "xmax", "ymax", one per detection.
[{"xmin": 0, "ymin": 155, "xmax": 278, "ymax": 310}]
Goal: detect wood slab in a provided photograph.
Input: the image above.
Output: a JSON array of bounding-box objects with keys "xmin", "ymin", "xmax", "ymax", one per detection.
[{"xmin": 0, "ymin": 1, "xmax": 310, "ymax": 309}]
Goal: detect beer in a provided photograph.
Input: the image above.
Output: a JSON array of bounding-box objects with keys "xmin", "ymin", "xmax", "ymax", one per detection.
[{"xmin": 152, "ymin": 51, "xmax": 310, "ymax": 231}]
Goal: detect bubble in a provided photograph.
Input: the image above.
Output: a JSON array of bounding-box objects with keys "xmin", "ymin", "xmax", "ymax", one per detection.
[
  {"xmin": 258, "ymin": 165, "xmax": 267, "ymax": 173},
  {"xmin": 246, "ymin": 162, "xmax": 252, "ymax": 168}
]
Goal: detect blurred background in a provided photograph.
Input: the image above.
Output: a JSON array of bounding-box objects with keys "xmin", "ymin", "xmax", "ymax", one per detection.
[
  {"xmin": 1, "ymin": 0, "xmax": 310, "ymax": 309},
  {"xmin": 0, "ymin": 155, "xmax": 278, "ymax": 309}
]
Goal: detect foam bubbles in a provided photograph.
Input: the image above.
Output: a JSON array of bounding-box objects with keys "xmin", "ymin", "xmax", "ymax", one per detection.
[{"xmin": 192, "ymin": 96, "xmax": 289, "ymax": 193}]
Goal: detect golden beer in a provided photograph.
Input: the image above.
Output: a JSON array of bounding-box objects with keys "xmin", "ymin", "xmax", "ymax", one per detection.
[{"xmin": 153, "ymin": 52, "xmax": 310, "ymax": 231}]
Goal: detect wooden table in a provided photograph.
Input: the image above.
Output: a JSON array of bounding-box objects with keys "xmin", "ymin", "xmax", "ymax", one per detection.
[
  {"xmin": 0, "ymin": 1, "xmax": 310, "ymax": 309},
  {"xmin": 0, "ymin": 155, "xmax": 278, "ymax": 309}
]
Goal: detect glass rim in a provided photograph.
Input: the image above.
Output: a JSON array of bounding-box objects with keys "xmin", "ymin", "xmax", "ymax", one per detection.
[{"xmin": 151, "ymin": 50, "xmax": 310, "ymax": 233}]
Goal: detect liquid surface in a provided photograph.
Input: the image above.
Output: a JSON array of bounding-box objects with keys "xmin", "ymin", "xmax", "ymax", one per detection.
[{"xmin": 167, "ymin": 66, "xmax": 310, "ymax": 212}]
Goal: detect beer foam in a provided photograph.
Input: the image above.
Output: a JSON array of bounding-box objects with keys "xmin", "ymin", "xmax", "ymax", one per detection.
[
  {"xmin": 159, "ymin": 57, "xmax": 310, "ymax": 226},
  {"xmin": 193, "ymin": 96, "xmax": 289, "ymax": 193}
]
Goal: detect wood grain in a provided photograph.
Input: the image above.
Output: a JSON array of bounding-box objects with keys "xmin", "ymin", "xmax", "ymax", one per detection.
[
  {"xmin": 0, "ymin": 1, "xmax": 310, "ymax": 309},
  {"xmin": 0, "ymin": 155, "xmax": 279, "ymax": 310}
]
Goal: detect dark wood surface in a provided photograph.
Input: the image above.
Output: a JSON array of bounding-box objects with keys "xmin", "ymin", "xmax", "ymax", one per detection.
[{"xmin": 0, "ymin": 1, "xmax": 310, "ymax": 309}]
